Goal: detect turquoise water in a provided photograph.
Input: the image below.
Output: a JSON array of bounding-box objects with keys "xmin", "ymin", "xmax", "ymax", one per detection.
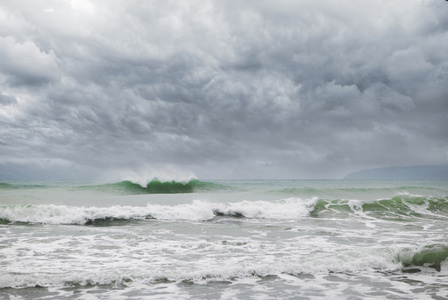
[{"xmin": 1, "ymin": 179, "xmax": 448, "ymax": 299}]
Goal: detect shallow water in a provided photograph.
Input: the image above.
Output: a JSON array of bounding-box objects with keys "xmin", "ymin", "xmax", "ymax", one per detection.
[{"xmin": 1, "ymin": 179, "xmax": 448, "ymax": 299}]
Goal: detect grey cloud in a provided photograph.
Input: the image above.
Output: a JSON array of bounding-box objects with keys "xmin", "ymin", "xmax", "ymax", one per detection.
[
  {"xmin": 0, "ymin": 36, "xmax": 60, "ymax": 86},
  {"xmin": 0, "ymin": 0, "xmax": 447, "ymax": 179},
  {"xmin": 0, "ymin": 93, "xmax": 17, "ymax": 105}
]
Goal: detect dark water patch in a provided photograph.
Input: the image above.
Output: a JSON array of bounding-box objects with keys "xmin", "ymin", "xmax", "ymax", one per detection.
[
  {"xmin": 84, "ymin": 217, "xmax": 151, "ymax": 227},
  {"xmin": 401, "ymin": 268, "xmax": 422, "ymax": 273},
  {"xmin": 153, "ymin": 277, "xmax": 174, "ymax": 284},
  {"xmin": 213, "ymin": 209, "xmax": 245, "ymax": 218},
  {"xmin": 0, "ymin": 215, "xmax": 43, "ymax": 226},
  {"xmin": 0, "ymin": 218, "xmax": 12, "ymax": 224}
]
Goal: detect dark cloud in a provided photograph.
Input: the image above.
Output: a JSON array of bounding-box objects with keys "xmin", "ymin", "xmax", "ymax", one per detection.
[
  {"xmin": 0, "ymin": 93, "xmax": 17, "ymax": 106},
  {"xmin": 0, "ymin": 0, "xmax": 447, "ymax": 180},
  {"xmin": 0, "ymin": 36, "xmax": 60, "ymax": 86}
]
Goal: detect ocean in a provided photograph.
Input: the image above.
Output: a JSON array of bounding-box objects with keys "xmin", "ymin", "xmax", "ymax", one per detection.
[{"xmin": 1, "ymin": 179, "xmax": 447, "ymax": 299}]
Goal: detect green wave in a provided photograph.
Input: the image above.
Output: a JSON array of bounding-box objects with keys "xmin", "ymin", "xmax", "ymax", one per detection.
[
  {"xmin": 399, "ymin": 244, "xmax": 448, "ymax": 271},
  {"xmin": 269, "ymin": 186, "xmax": 447, "ymax": 196},
  {"xmin": 0, "ymin": 182, "xmax": 49, "ymax": 190},
  {"xmin": 310, "ymin": 195, "xmax": 448, "ymax": 219},
  {"xmin": 76, "ymin": 179, "xmax": 228, "ymax": 195}
]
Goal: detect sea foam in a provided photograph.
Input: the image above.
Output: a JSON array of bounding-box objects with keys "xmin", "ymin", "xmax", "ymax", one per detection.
[
  {"xmin": 111, "ymin": 166, "xmax": 197, "ymax": 188},
  {"xmin": 0, "ymin": 198, "xmax": 317, "ymax": 225}
]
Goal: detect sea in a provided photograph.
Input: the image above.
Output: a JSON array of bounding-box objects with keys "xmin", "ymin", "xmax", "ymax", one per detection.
[{"xmin": 1, "ymin": 178, "xmax": 448, "ymax": 299}]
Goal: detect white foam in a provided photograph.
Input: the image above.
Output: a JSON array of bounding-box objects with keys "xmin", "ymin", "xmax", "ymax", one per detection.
[
  {"xmin": 0, "ymin": 198, "xmax": 318, "ymax": 224},
  {"xmin": 0, "ymin": 204, "xmax": 151, "ymax": 225},
  {"xmin": 0, "ymin": 244, "xmax": 404, "ymax": 289},
  {"xmin": 214, "ymin": 197, "xmax": 318, "ymax": 219},
  {"xmin": 107, "ymin": 165, "xmax": 197, "ymax": 187}
]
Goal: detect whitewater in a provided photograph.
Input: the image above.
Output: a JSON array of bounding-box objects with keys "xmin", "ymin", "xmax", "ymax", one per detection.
[{"xmin": 1, "ymin": 179, "xmax": 448, "ymax": 299}]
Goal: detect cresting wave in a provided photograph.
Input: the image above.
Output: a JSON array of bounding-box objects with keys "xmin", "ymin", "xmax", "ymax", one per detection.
[
  {"xmin": 101, "ymin": 179, "xmax": 229, "ymax": 194},
  {"xmin": 0, "ymin": 180, "xmax": 228, "ymax": 194},
  {"xmin": 398, "ymin": 244, "xmax": 448, "ymax": 272},
  {"xmin": 0, "ymin": 198, "xmax": 316, "ymax": 225},
  {"xmin": 1, "ymin": 195, "xmax": 447, "ymax": 225},
  {"xmin": 1, "ymin": 244, "xmax": 447, "ymax": 289},
  {"xmin": 312, "ymin": 194, "xmax": 448, "ymax": 219}
]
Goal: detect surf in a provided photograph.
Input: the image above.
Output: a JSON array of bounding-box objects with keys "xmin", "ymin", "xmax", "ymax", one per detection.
[
  {"xmin": 0, "ymin": 198, "xmax": 317, "ymax": 225},
  {"xmin": 0, "ymin": 179, "xmax": 229, "ymax": 195},
  {"xmin": 2, "ymin": 243, "xmax": 447, "ymax": 290},
  {"xmin": 309, "ymin": 195, "xmax": 448, "ymax": 220},
  {"xmin": 2, "ymin": 194, "xmax": 447, "ymax": 225}
]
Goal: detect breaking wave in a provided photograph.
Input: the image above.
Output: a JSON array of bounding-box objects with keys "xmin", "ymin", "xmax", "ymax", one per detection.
[
  {"xmin": 0, "ymin": 179, "xmax": 228, "ymax": 194},
  {"xmin": 310, "ymin": 194, "xmax": 448, "ymax": 219},
  {"xmin": 1, "ymin": 243, "xmax": 447, "ymax": 289},
  {"xmin": 398, "ymin": 244, "xmax": 448, "ymax": 272},
  {"xmin": 0, "ymin": 198, "xmax": 317, "ymax": 225},
  {"xmin": 1, "ymin": 195, "xmax": 447, "ymax": 225}
]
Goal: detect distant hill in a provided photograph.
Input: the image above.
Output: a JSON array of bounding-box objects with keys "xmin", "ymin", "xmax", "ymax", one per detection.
[{"xmin": 344, "ymin": 165, "xmax": 448, "ymax": 180}]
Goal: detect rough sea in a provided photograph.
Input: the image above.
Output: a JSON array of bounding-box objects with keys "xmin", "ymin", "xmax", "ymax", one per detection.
[{"xmin": 1, "ymin": 179, "xmax": 447, "ymax": 299}]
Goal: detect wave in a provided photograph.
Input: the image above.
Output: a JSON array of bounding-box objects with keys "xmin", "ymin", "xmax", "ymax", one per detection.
[
  {"xmin": 310, "ymin": 194, "xmax": 448, "ymax": 220},
  {"xmin": 1, "ymin": 195, "xmax": 447, "ymax": 225},
  {"xmin": 72, "ymin": 179, "xmax": 228, "ymax": 194},
  {"xmin": 398, "ymin": 244, "xmax": 448, "ymax": 272},
  {"xmin": 90, "ymin": 179, "xmax": 231, "ymax": 195},
  {"xmin": 0, "ymin": 204, "xmax": 154, "ymax": 225},
  {"xmin": 75, "ymin": 180, "xmax": 194, "ymax": 194},
  {"xmin": 0, "ymin": 198, "xmax": 316, "ymax": 225},
  {"xmin": 1, "ymin": 243, "xmax": 447, "ymax": 289},
  {"xmin": 0, "ymin": 179, "xmax": 229, "ymax": 194}
]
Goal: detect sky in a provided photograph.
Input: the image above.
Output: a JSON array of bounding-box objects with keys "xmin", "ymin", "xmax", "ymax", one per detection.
[{"xmin": 0, "ymin": 0, "xmax": 447, "ymax": 180}]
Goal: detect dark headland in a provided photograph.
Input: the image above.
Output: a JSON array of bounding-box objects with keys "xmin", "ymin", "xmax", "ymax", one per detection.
[{"xmin": 344, "ymin": 165, "xmax": 448, "ymax": 180}]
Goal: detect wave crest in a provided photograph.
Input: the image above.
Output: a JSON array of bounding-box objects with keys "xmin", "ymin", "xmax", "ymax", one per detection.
[
  {"xmin": 75, "ymin": 179, "xmax": 228, "ymax": 194},
  {"xmin": 397, "ymin": 244, "xmax": 448, "ymax": 271},
  {"xmin": 2, "ymin": 195, "xmax": 447, "ymax": 225},
  {"xmin": 310, "ymin": 195, "xmax": 448, "ymax": 219},
  {"xmin": 0, "ymin": 198, "xmax": 317, "ymax": 225}
]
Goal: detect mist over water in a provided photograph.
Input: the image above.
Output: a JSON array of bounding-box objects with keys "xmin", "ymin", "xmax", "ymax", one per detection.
[{"xmin": 1, "ymin": 179, "xmax": 448, "ymax": 299}]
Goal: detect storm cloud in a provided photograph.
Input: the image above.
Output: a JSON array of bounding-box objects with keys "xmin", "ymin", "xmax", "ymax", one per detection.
[{"xmin": 1, "ymin": 0, "xmax": 447, "ymax": 180}]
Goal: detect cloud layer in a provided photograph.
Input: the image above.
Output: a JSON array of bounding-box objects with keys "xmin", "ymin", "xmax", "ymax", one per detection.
[{"xmin": 1, "ymin": 0, "xmax": 447, "ymax": 179}]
